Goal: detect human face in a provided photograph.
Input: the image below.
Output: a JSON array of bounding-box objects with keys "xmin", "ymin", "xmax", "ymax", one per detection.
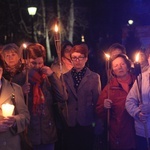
[
  {"xmin": 139, "ymin": 52, "xmax": 147, "ymax": 65},
  {"xmin": 0, "ymin": 67, "xmax": 3, "ymax": 79},
  {"xmin": 29, "ymin": 57, "xmax": 44, "ymax": 71},
  {"xmin": 4, "ymin": 51, "xmax": 20, "ymax": 67},
  {"xmin": 112, "ymin": 57, "xmax": 129, "ymax": 78},
  {"xmin": 110, "ymin": 49, "xmax": 122, "ymax": 59},
  {"xmin": 71, "ymin": 52, "xmax": 88, "ymax": 72},
  {"xmin": 63, "ymin": 45, "xmax": 72, "ymax": 60}
]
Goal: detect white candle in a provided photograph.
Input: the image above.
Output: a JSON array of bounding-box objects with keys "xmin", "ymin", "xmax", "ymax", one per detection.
[{"xmin": 2, "ymin": 103, "xmax": 15, "ymax": 117}]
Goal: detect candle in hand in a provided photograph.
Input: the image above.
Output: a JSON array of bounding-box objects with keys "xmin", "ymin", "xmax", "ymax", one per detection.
[{"xmin": 2, "ymin": 103, "xmax": 15, "ymax": 117}]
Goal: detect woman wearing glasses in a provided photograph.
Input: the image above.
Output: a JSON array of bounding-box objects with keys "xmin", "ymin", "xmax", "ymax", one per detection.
[{"xmin": 62, "ymin": 44, "xmax": 102, "ymax": 150}]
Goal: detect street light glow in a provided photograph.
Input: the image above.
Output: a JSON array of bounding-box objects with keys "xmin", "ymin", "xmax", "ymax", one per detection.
[
  {"xmin": 28, "ymin": 7, "xmax": 37, "ymax": 16},
  {"xmin": 128, "ymin": 20, "xmax": 134, "ymax": 25}
]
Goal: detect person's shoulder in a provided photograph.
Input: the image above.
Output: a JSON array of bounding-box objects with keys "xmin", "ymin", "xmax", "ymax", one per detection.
[
  {"xmin": 11, "ymin": 82, "xmax": 22, "ymax": 89},
  {"xmin": 2, "ymin": 77, "xmax": 22, "ymax": 89},
  {"xmin": 87, "ymin": 68, "xmax": 100, "ymax": 77}
]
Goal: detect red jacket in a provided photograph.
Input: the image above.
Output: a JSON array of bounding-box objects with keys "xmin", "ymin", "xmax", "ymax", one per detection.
[{"xmin": 96, "ymin": 74, "xmax": 136, "ymax": 150}]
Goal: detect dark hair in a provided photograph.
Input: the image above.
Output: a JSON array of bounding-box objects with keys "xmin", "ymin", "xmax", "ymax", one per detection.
[
  {"xmin": 108, "ymin": 43, "xmax": 126, "ymax": 55},
  {"xmin": 61, "ymin": 40, "xmax": 73, "ymax": 57},
  {"xmin": 70, "ymin": 44, "xmax": 89, "ymax": 57},
  {"xmin": 27, "ymin": 43, "xmax": 46, "ymax": 59},
  {"xmin": 110, "ymin": 54, "xmax": 131, "ymax": 76}
]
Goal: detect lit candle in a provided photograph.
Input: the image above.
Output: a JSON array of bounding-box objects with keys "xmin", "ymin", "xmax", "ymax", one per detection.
[
  {"xmin": 104, "ymin": 52, "xmax": 110, "ymax": 97},
  {"xmin": 134, "ymin": 52, "xmax": 141, "ymax": 76},
  {"xmin": 2, "ymin": 103, "xmax": 15, "ymax": 117},
  {"xmin": 54, "ymin": 23, "xmax": 62, "ymax": 73},
  {"xmin": 22, "ymin": 43, "xmax": 27, "ymax": 60},
  {"xmin": 104, "ymin": 53, "xmax": 110, "ymax": 78}
]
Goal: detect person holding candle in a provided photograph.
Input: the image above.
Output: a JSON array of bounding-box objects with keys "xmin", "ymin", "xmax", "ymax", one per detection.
[
  {"xmin": 0, "ymin": 57, "xmax": 30, "ymax": 150},
  {"xmin": 96, "ymin": 54, "xmax": 136, "ymax": 150},
  {"xmin": 23, "ymin": 43, "xmax": 67, "ymax": 150},
  {"xmin": 102, "ymin": 43, "xmax": 127, "ymax": 89},
  {"xmin": 62, "ymin": 44, "xmax": 102, "ymax": 150},
  {"xmin": 126, "ymin": 65, "xmax": 150, "ymax": 150},
  {"xmin": 51, "ymin": 41, "xmax": 73, "ymax": 150}
]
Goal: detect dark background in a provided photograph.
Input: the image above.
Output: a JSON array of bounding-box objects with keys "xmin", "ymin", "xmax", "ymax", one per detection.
[{"xmin": 0, "ymin": 0, "xmax": 150, "ymax": 88}]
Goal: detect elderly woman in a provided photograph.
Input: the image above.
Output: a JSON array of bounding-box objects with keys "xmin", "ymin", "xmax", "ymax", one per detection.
[
  {"xmin": 0, "ymin": 56, "xmax": 30, "ymax": 150},
  {"xmin": 96, "ymin": 54, "xmax": 136, "ymax": 150},
  {"xmin": 1, "ymin": 43, "xmax": 25, "ymax": 83}
]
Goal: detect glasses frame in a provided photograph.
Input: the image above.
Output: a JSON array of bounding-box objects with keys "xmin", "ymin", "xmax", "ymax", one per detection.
[{"xmin": 71, "ymin": 56, "xmax": 85, "ymax": 61}]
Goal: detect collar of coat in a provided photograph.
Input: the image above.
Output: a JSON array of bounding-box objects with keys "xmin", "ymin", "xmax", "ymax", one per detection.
[{"xmin": 109, "ymin": 73, "xmax": 136, "ymax": 90}]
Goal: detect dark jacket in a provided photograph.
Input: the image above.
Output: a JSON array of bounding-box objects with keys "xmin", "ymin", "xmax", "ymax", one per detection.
[
  {"xmin": 27, "ymin": 72, "xmax": 66, "ymax": 145},
  {"xmin": 63, "ymin": 68, "xmax": 101, "ymax": 127}
]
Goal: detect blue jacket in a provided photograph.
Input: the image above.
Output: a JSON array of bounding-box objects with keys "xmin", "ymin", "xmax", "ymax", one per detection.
[{"xmin": 126, "ymin": 67, "xmax": 150, "ymax": 137}]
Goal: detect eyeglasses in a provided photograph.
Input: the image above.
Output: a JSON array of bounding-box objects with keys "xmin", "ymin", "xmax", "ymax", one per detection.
[{"xmin": 71, "ymin": 56, "xmax": 85, "ymax": 61}]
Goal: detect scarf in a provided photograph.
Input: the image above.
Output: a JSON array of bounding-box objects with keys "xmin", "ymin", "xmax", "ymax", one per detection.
[
  {"xmin": 71, "ymin": 67, "xmax": 87, "ymax": 90},
  {"xmin": 4, "ymin": 60, "xmax": 24, "ymax": 81},
  {"xmin": 29, "ymin": 69, "xmax": 46, "ymax": 115}
]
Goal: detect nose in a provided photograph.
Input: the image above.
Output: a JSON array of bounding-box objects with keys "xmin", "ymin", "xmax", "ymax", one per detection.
[
  {"xmin": 8, "ymin": 55, "xmax": 13, "ymax": 60},
  {"xmin": 76, "ymin": 58, "xmax": 80, "ymax": 61},
  {"xmin": 118, "ymin": 64, "xmax": 122, "ymax": 69}
]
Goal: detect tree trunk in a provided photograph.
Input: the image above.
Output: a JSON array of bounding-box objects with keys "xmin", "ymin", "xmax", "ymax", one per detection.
[
  {"xmin": 68, "ymin": 0, "xmax": 74, "ymax": 43},
  {"xmin": 41, "ymin": 0, "xmax": 52, "ymax": 62}
]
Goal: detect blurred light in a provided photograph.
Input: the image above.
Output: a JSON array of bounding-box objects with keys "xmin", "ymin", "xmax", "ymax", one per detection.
[
  {"xmin": 128, "ymin": 20, "xmax": 134, "ymax": 25},
  {"xmin": 81, "ymin": 35, "xmax": 85, "ymax": 42},
  {"xmin": 28, "ymin": 7, "xmax": 37, "ymax": 16}
]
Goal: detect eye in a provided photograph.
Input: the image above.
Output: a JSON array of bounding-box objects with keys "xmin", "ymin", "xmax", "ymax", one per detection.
[
  {"xmin": 113, "ymin": 64, "xmax": 118, "ymax": 68},
  {"xmin": 121, "ymin": 63, "xmax": 125, "ymax": 66}
]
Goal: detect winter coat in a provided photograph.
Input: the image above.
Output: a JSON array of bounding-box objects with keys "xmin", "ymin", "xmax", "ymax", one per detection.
[
  {"xmin": 96, "ymin": 74, "xmax": 136, "ymax": 150},
  {"xmin": 126, "ymin": 67, "xmax": 150, "ymax": 137},
  {"xmin": 63, "ymin": 68, "xmax": 101, "ymax": 127},
  {"xmin": 0, "ymin": 77, "xmax": 30, "ymax": 150},
  {"xmin": 27, "ymin": 72, "xmax": 67, "ymax": 145}
]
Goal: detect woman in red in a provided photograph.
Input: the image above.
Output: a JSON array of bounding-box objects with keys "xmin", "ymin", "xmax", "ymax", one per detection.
[{"xmin": 96, "ymin": 54, "xmax": 136, "ymax": 150}]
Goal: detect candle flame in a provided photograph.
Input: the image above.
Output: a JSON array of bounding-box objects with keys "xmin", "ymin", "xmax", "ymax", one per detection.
[
  {"xmin": 54, "ymin": 24, "xmax": 58, "ymax": 32},
  {"xmin": 104, "ymin": 53, "xmax": 110, "ymax": 60},
  {"xmin": 23, "ymin": 43, "xmax": 27, "ymax": 49},
  {"xmin": 135, "ymin": 52, "xmax": 140, "ymax": 62}
]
